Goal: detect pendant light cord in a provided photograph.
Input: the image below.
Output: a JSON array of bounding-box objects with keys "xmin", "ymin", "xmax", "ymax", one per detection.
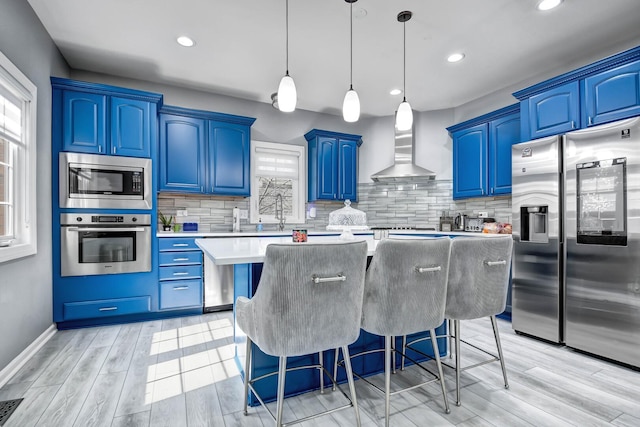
[
  {"xmin": 349, "ymin": 1, "xmax": 353, "ymax": 90},
  {"xmin": 403, "ymin": 19, "xmax": 407, "ymax": 102},
  {"xmin": 285, "ymin": 0, "xmax": 289, "ymax": 76}
]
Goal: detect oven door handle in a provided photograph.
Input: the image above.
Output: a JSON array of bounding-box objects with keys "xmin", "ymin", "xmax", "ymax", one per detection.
[{"xmin": 65, "ymin": 227, "xmax": 147, "ymax": 232}]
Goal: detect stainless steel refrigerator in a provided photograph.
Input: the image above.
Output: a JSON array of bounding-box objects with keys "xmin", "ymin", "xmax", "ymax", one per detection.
[{"xmin": 512, "ymin": 116, "xmax": 640, "ymax": 367}]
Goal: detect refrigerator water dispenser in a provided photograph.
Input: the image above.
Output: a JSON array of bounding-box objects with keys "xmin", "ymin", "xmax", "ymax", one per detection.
[{"xmin": 520, "ymin": 206, "xmax": 548, "ymax": 243}]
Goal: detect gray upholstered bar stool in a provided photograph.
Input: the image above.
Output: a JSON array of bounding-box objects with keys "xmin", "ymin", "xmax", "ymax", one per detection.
[
  {"xmin": 405, "ymin": 236, "xmax": 513, "ymax": 407},
  {"xmin": 338, "ymin": 238, "xmax": 452, "ymax": 427},
  {"xmin": 236, "ymin": 241, "xmax": 368, "ymax": 427}
]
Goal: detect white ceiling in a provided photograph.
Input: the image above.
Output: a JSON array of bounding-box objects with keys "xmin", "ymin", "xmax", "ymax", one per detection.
[{"xmin": 27, "ymin": 0, "xmax": 640, "ymax": 118}]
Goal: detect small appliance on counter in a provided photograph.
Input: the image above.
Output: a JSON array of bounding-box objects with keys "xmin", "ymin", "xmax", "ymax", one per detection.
[
  {"xmin": 465, "ymin": 217, "xmax": 495, "ymax": 232},
  {"xmin": 439, "ymin": 212, "xmax": 454, "ymax": 232},
  {"xmin": 454, "ymin": 213, "xmax": 468, "ymax": 231}
]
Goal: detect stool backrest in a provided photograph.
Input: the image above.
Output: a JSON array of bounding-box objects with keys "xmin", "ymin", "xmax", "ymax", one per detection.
[
  {"xmin": 249, "ymin": 241, "xmax": 368, "ymax": 357},
  {"xmin": 361, "ymin": 238, "xmax": 452, "ymax": 336},
  {"xmin": 445, "ymin": 237, "xmax": 514, "ymax": 320}
]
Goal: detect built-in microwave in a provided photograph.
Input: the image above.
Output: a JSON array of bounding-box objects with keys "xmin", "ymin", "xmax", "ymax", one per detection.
[{"xmin": 59, "ymin": 152, "xmax": 152, "ymax": 210}]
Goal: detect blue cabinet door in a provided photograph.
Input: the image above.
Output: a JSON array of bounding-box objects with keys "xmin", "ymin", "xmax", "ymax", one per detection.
[
  {"xmin": 209, "ymin": 121, "xmax": 250, "ymax": 196},
  {"xmin": 526, "ymin": 81, "xmax": 580, "ymax": 140},
  {"xmin": 452, "ymin": 124, "xmax": 487, "ymax": 199},
  {"xmin": 338, "ymin": 139, "xmax": 358, "ymax": 201},
  {"xmin": 159, "ymin": 114, "xmax": 206, "ymax": 192},
  {"xmin": 110, "ymin": 97, "xmax": 152, "ymax": 157},
  {"xmin": 583, "ymin": 60, "xmax": 640, "ymax": 127},
  {"xmin": 489, "ymin": 113, "xmax": 520, "ymax": 196},
  {"xmin": 62, "ymin": 91, "xmax": 107, "ymax": 154},
  {"xmin": 317, "ymin": 137, "xmax": 338, "ymax": 200}
]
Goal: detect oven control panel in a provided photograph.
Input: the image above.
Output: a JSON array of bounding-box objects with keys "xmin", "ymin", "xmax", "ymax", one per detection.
[{"xmin": 61, "ymin": 213, "xmax": 150, "ymax": 226}]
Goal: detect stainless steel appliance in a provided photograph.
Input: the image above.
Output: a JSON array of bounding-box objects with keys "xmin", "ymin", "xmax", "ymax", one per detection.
[
  {"xmin": 61, "ymin": 213, "xmax": 151, "ymax": 276},
  {"xmin": 454, "ymin": 213, "xmax": 468, "ymax": 231},
  {"xmin": 512, "ymin": 116, "xmax": 640, "ymax": 367},
  {"xmin": 204, "ymin": 257, "xmax": 234, "ymax": 312},
  {"xmin": 465, "ymin": 217, "xmax": 495, "ymax": 232},
  {"xmin": 60, "ymin": 152, "xmax": 152, "ymax": 210}
]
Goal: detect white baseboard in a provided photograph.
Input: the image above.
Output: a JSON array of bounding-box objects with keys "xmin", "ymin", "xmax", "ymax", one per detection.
[{"xmin": 0, "ymin": 324, "xmax": 57, "ymax": 388}]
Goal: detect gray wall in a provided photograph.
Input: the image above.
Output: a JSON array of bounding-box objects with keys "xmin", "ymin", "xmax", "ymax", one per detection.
[{"xmin": 0, "ymin": 0, "xmax": 69, "ymax": 371}]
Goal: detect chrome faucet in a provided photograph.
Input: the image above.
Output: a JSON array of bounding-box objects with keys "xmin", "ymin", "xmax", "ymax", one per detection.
[{"xmin": 275, "ymin": 193, "xmax": 285, "ymax": 231}]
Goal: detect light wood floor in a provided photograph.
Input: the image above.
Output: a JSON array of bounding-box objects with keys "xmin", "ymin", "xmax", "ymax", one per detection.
[{"xmin": 1, "ymin": 311, "xmax": 638, "ymax": 427}]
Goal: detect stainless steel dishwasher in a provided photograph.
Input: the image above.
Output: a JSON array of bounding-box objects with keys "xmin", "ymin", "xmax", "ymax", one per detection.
[{"xmin": 203, "ymin": 256, "xmax": 234, "ymax": 312}]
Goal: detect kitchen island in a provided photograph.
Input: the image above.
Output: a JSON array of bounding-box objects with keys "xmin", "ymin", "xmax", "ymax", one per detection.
[{"xmin": 196, "ymin": 232, "xmax": 509, "ymax": 405}]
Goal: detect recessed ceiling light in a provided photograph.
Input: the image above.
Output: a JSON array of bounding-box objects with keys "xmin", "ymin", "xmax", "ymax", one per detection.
[
  {"xmin": 537, "ymin": 0, "xmax": 563, "ymax": 11},
  {"xmin": 176, "ymin": 36, "xmax": 195, "ymax": 47},
  {"xmin": 390, "ymin": 89, "xmax": 402, "ymax": 96},
  {"xmin": 447, "ymin": 53, "xmax": 465, "ymax": 63}
]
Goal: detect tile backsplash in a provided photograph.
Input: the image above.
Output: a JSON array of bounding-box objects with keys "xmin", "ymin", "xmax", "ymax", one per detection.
[{"xmin": 158, "ymin": 179, "xmax": 512, "ymax": 232}]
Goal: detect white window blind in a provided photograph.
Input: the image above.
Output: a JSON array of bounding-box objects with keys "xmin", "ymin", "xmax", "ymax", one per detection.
[{"xmin": 254, "ymin": 147, "xmax": 300, "ymax": 179}]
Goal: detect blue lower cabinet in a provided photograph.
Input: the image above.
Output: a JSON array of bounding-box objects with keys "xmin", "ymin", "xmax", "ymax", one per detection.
[
  {"xmin": 159, "ymin": 280, "xmax": 202, "ymax": 310},
  {"xmin": 63, "ymin": 296, "xmax": 151, "ymax": 321},
  {"xmin": 158, "ymin": 237, "xmax": 204, "ymax": 311}
]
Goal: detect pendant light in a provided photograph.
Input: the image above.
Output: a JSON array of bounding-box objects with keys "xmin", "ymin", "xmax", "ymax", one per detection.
[
  {"xmin": 277, "ymin": 0, "xmax": 296, "ymax": 112},
  {"xmin": 395, "ymin": 11, "xmax": 413, "ymax": 131},
  {"xmin": 342, "ymin": 0, "xmax": 360, "ymax": 122}
]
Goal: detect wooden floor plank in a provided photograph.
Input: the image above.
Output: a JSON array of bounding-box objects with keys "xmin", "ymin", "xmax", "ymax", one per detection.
[{"xmin": 3, "ymin": 311, "xmax": 640, "ymax": 427}]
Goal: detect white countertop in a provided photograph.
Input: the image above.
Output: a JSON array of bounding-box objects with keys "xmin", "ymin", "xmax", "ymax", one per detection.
[
  {"xmin": 195, "ymin": 233, "xmax": 511, "ymax": 265},
  {"xmin": 158, "ymin": 230, "xmax": 493, "ymax": 238}
]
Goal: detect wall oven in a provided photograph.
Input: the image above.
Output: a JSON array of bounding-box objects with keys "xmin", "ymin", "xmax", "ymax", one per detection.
[
  {"xmin": 59, "ymin": 152, "xmax": 152, "ymax": 210},
  {"xmin": 61, "ymin": 213, "xmax": 151, "ymax": 277}
]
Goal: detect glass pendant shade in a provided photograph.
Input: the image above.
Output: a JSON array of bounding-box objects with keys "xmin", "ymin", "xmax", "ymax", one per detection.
[
  {"xmin": 396, "ymin": 100, "xmax": 413, "ymax": 131},
  {"xmin": 277, "ymin": 74, "xmax": 297, "ymax": 112},
  {"xmin": 342, "ymin": 88, "xmax": 360, "ymax": 122}
]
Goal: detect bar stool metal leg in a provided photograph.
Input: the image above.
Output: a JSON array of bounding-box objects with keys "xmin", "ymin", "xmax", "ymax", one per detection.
[
  {"xmin": 429, "ymin": 329, "xmax": 451, "ymax": 414},
  {"xmin": 319, "ymin": 350, "xmax": 324, "ymax": 394},
  {"xmin": 384, "ymin": 336, "xmax": 392, "ymax": 427},
  {"xmin": 332, "ymin": 348, "xmax": 339, "ymax": 392},
  {"xmin": 341, "ymin": 345, "xmax": 362, "ymax": 427},
  {"xmin": 400, "ymin": 335, "xmax": 407, "ymax": 371},
  {"xmin": 490, "ymin": 315, "xmax": 509, "ymax": 389},
  {"xmin": 454, "ymin": 319, "xmax": 462, "ymax": 406},
  {"xmin": 243, "ymin": 338, "xmax": 252, "ymax": 415},
  {"xmin": 276, "ymin": 356, "xmax": 287, "ymax": 427}
]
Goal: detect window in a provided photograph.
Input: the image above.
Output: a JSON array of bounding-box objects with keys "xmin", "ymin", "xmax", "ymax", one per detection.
[
  {"xmin": 0, "ymin": 50, "xmax": 37, "ymax": 263},
  {"xmin": 250, "ymin": 140, "xmax": 305, "ymax": 225}
]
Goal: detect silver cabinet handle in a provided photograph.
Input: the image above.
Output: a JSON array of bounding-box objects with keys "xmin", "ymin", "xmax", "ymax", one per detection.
[
  {"xmin": 98, "ymin": 146, "xmax": 102, "ymax": 153},
  {"xmin": 173, "ymin": 272, "xmax": 190, "ymax": 276},
  {"xmin": 571, "ymin": 120, "xmax": 576, "ymax": 129},
  {"xmin": 173, "ymin": 257, "xmax": 189, "ymax": 261},
  {"xmin": 173, "ymin": 286, "xmax": 189, "ymax": 291},
  {"xmin": 588, "ymin": 117, "xmax": 593, "ymax": 125},
  {"xmin": 415, "ymin": 266, "xmax": 442, "ymax": 273},
  {"xmin": 173, "ymin": 243, "xmax": 190, "ymax": 247},
  {"xmin": 66, "ymin": 227, "xmax": 146, "ymax": 232},
  {"xmin": 311, "ymin": 273, "xmax": 346, "ymax": 284},
  {"xmin": 485, "ymin": 260, "xmax": 507, "ymax": 266},
  {"xmin": 99, "ymin": 306, "xmax": 118, "ymax": 311},
  {"xmin": 112, "ymin": 147, "xmax": 116, "ymax": 154}
]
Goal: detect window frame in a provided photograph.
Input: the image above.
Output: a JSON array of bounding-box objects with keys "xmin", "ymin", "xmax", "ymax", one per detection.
[
  {"xmin": 0, "ymin": 50, "xmax": 37, "ymax": 263},
  {"xmin": 250, "ymin": 140, "xmax": 306, "ymax": 225}
]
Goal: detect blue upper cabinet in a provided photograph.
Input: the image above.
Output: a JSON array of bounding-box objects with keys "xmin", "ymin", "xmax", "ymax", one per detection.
[
  {"xmin": 305, "ymin": 129, "xmax": 362, "ymax": 202},
  {"xmin": 451, "ymin": 124, "xmax": 487, "ymax": 199},
  {"xmin": 111, "ymin": 97, "xmax": 153, "ymax": 157},
  {"xmin": 53, "ymin": 77, "xmax": 162, "ymax": 158},
  {"xmin": 448, "ymin": 104, "xmax": 520, "ymax": 200},
  {"xmin": 62, "ymin": 90, "xmax": 107, "ymax": 154},
  {"xmin": 338, "ymin": 139, "xmax": 358, "ymax": 201},
  {"xmin": 514, "ymin": 46, "xmax": 640, "ymax": 140},
  {"xmin": 158, "ymin": 105, "xmax": 255, "ymax": 196},
  {"xmin": 490, "ymin": 113, "xmax": 521, "ymax": 196},
  {"xmin": 525, "ymin": 82, "xmax": 580, "ymax": 139},
  {"xmin": 209, "ymin": 121, "xmax": 251, "ymax": 195},
  {"xmin": 159, "ymin": 114, "xmax": 206, "ymax": 193},
  {"xmin": 582, "ymin": 59, "xmax": 640, "ymax": 126}
]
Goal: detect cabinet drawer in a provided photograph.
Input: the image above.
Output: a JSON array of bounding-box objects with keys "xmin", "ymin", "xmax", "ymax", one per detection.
[
  {"xmin": 159, "ymin": 279, "xmax": 202, "ymax": 310},
  {"xmin": 159, "ymin": 264, "xmax": 202, "ymax": 280},
  {"xmin": 63, "ymin": 296, "xmax": 151, "ymax": 321},
  {"xmin": 159, "ymin": 237, "xmax": 199, "ymax": 251},
  {"xmin": 159, "ymin": 251, "xmax": 202, "ymax": 266}
]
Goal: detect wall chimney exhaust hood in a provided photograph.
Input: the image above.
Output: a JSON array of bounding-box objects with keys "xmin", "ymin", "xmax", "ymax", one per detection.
[{"xmin": 370, "ymin": 120, "xmax": 436, "ymax": 182}]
